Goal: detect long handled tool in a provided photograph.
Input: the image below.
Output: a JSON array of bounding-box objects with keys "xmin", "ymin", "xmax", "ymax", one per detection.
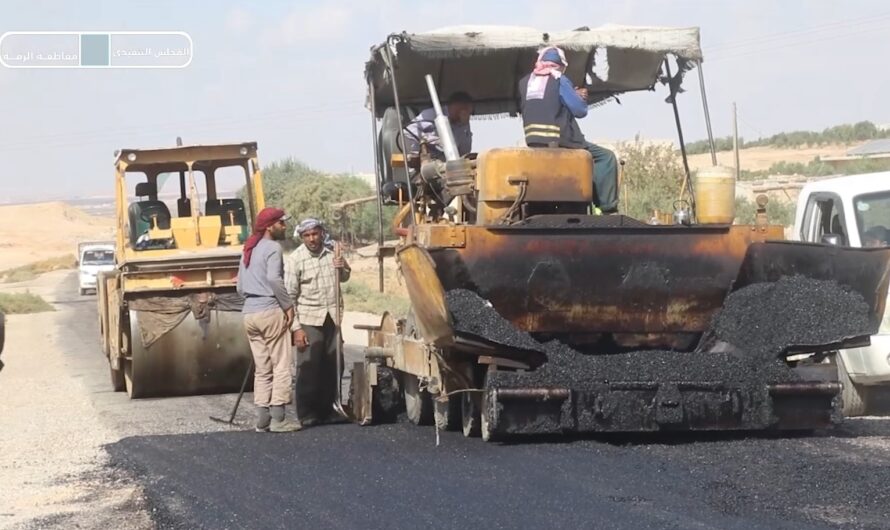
[
  {"xmin": 332, "ymin": 241, "xmax": 350, "ymax": 420},
  {"xmin": 210, "ymin": 358, "xmax": 253, "ymax": 426}
]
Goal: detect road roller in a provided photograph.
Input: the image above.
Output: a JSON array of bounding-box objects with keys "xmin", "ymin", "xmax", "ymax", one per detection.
[
  {"xmin": 346, "ymin": 25, "xmax": 890, "ymax": 439},
  {"xmin": 97, "ymin": 142, "xmax": 264, "ymax": 398}
]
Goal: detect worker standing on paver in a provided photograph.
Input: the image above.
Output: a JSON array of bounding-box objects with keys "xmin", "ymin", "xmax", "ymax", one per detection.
[
  {"xmin": 285, "ymin": 218, "xmax": 351, "ymax": 426},
  {"xmin": 236, "ymin": 207, "xmax": 302, "ymax": 433}
]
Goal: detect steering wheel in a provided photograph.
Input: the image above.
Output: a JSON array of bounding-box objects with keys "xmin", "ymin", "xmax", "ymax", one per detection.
[{"xmin": 139, "ymin": 205, "xmax": 164, "ymax": 225}]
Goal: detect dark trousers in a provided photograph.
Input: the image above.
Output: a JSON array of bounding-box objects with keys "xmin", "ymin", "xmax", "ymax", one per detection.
[
  {"xmin": 581, "ymin": 142, "xmax": 619, "ymax": 213},
  {"xmin": 295, "ymin": 314, "xmax": 342, "ymax": 423}
]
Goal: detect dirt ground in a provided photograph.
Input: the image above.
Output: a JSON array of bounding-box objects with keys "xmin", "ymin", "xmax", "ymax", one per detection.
[
  {"xmin": 0, "ymin": 203, "xmax": 382, "ymax": 528},
  {"xmin": 687, "ymin": 144, "xmax": 851, "ymax": 172},
  {"xmin": 0, "ymin": 202, "xmax": 113, "ymax": 271}
]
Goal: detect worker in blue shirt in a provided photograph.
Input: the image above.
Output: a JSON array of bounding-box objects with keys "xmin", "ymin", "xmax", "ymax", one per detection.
[{"xmin": 519, "ymin": 46, "xmax": 618, "ymax": 213}]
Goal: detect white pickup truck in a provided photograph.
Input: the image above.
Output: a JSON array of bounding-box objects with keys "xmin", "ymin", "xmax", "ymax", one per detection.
[
  {"xmin": 793, "ymin": 171, "xmax": 890, "ymax": 415},
  {"xmin": 76, "ymin": 241, "xmax": 115, "ymax": 295}
]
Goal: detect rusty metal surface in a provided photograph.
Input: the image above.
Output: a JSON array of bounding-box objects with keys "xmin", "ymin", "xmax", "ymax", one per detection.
[
  {"xmin": 427, "ymin": 224, "xmax": 784, "ymax": 342},
  {"xmin": 396, "ymin": 244, "xmax": 453, "ymax": 347},
  {"xmin": 347, "ymin": 362, "xmax": 374, "ymax": 425},
  {"xmin": 125, "ymin": 308, "xmax": 251, "ymax": 398},
  {"xmin": 484, "ymin": 378, "xmax": 839, "ymax": 435}
]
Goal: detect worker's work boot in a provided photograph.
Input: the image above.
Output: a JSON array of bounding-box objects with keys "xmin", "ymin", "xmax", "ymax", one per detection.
[
  {"xmin": 255, "ymin": 406, "xmax": 271, "ymax": 433},
  {"xmin": 269, "ymin": 405, "xmax": 301, "ymax": 432},
  {"xmin": 270, "ymin": 418, "xmax": 302, "ymax": 433}
]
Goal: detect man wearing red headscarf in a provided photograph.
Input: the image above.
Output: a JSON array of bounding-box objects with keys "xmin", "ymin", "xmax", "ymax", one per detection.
[{"xmin": 237, "ymin": 207, "xmax": 301, "ymax": 432}]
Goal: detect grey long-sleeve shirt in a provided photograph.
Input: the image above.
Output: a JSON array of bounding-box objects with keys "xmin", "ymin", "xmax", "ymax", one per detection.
[
  {"xmin": 236, "ymin": 239, "xmax": 293, "ymax": 314},
  {"xmin": 404, "ymin": 106, "xmax": 472, "ymax": 158}
]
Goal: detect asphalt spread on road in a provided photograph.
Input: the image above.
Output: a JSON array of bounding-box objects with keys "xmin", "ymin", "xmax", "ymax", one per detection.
[{"xmin": 107, "ymin": 419, "xmax": 890, "ymax": 530}]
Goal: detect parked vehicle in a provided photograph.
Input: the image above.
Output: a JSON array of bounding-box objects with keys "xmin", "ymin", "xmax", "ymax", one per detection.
[{"xmin": 793, "ymin": 171, "xmax": 890, "ymax": 415}]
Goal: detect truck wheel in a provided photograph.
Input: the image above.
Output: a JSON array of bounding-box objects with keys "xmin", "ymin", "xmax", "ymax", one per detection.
[
  {"xmin": 434, "ymin": 393, "xmax": 461, "ymax": 431},
  {"xmin": 403, "ymin": 374, "xmax": 433, "ymax": 425},
  {"xmin": 109, "ymin": 362, "xmax": 125, "ymax": 392},
  {"xmin": 838, "ymin": 355, "xmax": 868, "ymax": 416}
]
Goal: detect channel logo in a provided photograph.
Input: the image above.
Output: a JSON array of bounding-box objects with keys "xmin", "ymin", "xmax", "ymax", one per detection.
[{"xmin": 0, "ymin": 31, "xmax": 193, "ymax": 68}]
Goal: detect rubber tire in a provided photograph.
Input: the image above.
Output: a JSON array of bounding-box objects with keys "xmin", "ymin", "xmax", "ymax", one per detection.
[
  {"xmin": 79, "ymin": 288, "xmax": 87, "ymax": 296},
  {"xmin": 403, "ymin": 374, "xmax": 433, "ymax": 426},
  {"xmin": 480, "ymin": 388, "xmax": 497, "ymax": 443},
  {"xmin": 462, "ymin": 390, "xmax": 482, "ymax": 437},
  {"xmin": 109, "ymin": 361, "xmax": 125, "ymax": 392},
  {"xmin": 838, "ymin": 354, "xmax": 868, "ymax": 417},
  {"xmin": 434, "ymin": 394, "xmax": 462, "ymax": 431}
]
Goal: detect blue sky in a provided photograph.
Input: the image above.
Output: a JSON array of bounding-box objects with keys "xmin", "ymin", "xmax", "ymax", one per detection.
[{"xmin": 1, "ymin": 0, "xmax": 888, "ymax": 201}]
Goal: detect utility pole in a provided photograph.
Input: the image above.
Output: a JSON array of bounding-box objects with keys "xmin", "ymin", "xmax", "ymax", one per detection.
[{"xmin": 732, "ymin": 102, "xmax": 740, "ymax": 180}]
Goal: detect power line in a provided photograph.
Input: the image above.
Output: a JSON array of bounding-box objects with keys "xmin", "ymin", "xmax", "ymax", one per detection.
[
  {"xmin": 706, "ymin": 11, "xmax": 890, "ymax": 53},
  {"xmin": 707, "ymin": 16, "xmax": 890, "ymax": 63}
]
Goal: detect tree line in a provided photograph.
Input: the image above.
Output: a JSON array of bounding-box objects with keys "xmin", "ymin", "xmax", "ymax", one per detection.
[
  {"xmin": 685, "ymin": 121, "xmax": 890, "ymax": 155},
  {"xmin": 252, "ymin": 158, "xmax": 397, "ymax": 245}
]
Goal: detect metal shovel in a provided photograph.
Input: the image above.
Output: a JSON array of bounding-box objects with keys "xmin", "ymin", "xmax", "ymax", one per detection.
[{"xmin": 332, "ymin": 241, "xmax": 351, "ymax": 420}]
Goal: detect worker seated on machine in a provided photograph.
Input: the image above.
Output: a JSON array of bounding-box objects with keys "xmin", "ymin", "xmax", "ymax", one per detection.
[
  {"xmin": 380, "ymin": 92, "xmax": 473, "ymax": 203},
  {"xmin": 403, "ymin": 91, "xmax": 474, "ymax": 162},
  {"xmin": 518, "ymin": 46, "xmax": 619, "ymax": 214}
]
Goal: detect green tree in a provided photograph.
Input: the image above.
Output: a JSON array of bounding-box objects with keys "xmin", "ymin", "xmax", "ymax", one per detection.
[
  {"xmin": 256, "ymin": 157, "xmax": 396, "ymax": 244},
  {"xmin": 734, "ymin": 197, "xmax": 795, "ymax": 226},
  {"xmin": 617, "ymin": 142, "xmax": 687, "ymax": 220}
]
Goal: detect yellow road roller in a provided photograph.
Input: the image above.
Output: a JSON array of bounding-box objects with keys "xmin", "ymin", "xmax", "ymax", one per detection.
[{"xmin": 97, "ymin": 142, "xmax": 265, "ymax": 398}]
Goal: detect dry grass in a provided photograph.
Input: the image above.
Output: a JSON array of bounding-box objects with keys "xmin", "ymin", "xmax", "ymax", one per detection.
[
  {"xmin": 0, "ymin": 292, "xmax": 54, "ymax": 314},
  {"xmin": 686, "ymin": 144, "xmax": 852, "ymax": 173},
  {"xmin": 0, "ymin": 255, "xmax": 76, "ymax": 283}
]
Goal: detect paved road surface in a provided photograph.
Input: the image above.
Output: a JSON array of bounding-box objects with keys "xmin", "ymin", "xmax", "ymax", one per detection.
[{"xmin": 4, "ymin": 271, "xmax": 890, "ymax": 529}]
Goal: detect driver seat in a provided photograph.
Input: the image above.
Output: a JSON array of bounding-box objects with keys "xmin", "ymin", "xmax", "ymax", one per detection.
[
  {"xmin": 378, "ymin": 106, "xmax": 416, "ymax": 201},
  {"xmin": 128, "ymin": 183, "xmax": 172, "ymax": 247}
]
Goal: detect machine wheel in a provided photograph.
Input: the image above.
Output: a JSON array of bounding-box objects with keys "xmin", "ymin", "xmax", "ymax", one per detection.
[
  {"xmin": 403, "ymin": 374, "xmax": 433, "ymax": 425},
  {"xmin": 109, "ymin": 362, "xmax": 125, "ymax": 392},
  {"xmin": 122, "ymin": 308, "xmax": 252, "ymax": 399},
  {"xmin": 480, "ymin": 388, "xmax": 498, "ymax": 443},
  {"xmin": 461, "ymin": 390, "xmax": 482, "ymax": 437},
  {"xmin": 124, "ymin": 359, "xmax": 137, "ymax": 398},
  {"xmin": 434, "ymin": 393, "xmax": 461, "ymax": 431},
  {"xmin": 79, "ymin": 288, "xmax": 87, "ymax": 296},
  {"xmin": 838, "ymin": 354, "xmax": 868, "ymax": 417}
]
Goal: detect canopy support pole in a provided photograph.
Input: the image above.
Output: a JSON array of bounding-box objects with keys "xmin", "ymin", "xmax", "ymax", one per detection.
[
  {"xmin": 367, "ymin": 75, "xmax": 386, "ymax": 293},
  {"xmin": 664, "ymin": 58, "xmax": 696, "ymax": 218},
  {"xmin": 384, "ymin": 37, "xmax": 417, "ymax": 227},
  {"xmin": 696, "ymin": 60, "xmax": 718, "ymax": 166}
]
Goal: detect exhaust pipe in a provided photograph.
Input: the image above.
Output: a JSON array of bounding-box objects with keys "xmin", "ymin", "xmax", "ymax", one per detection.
[{"xmin": 424, "ymin": 74, "xmax": 460, "ymax": 162}]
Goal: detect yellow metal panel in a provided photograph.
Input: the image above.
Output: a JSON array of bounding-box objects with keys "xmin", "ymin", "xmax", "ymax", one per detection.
[
  {"xmin": 199, "ymin": 215, "xmax": 222, "ymax": 247},
  {"xmin": 476, "ymin": 147, "xmax": 593, "ymax": 203},
  {"xmin": 122, "ymin": 267, "xmax": 238, "ymax": 291},
  {"xmin": 416, "ymin": 225, "xmax": 466, "ymax": 248},
  {"xmin": 397, "ymin": 244, "xmax": 453, "ymax": 347}
]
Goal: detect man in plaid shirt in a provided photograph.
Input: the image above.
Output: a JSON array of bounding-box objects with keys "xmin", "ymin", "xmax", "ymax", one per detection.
[{"xmin": 285, "ymin": 218, "xmax": 351, "ymax": 425}]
